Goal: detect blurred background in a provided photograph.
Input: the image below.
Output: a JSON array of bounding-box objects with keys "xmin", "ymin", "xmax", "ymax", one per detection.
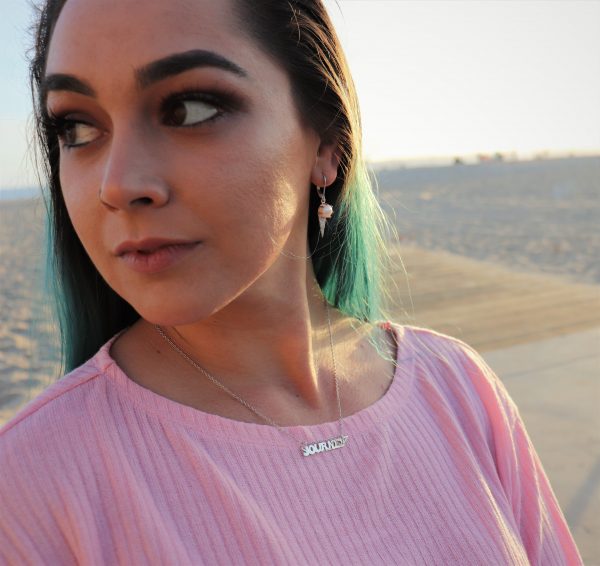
[{"xmin": 1, "ymin": 1, "xmax": 599, "ymax": 562}]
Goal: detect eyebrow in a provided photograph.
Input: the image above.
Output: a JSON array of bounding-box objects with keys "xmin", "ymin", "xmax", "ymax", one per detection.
[
  {"xmin": 136, "ymin": 49, "xmax": 247, "ymax": 88},
  {"xmin": 42, "ymin": 49, "xmax": 248, "ymax": 102},
  {"xmin": 42, "ymin": 74, "xmax": 96, "ymax": 100}
]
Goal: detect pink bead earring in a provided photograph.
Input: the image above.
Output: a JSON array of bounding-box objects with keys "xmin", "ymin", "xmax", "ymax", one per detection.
[{"xmin": 316, "ymin": 174, "xmax": 334, "ymax": 238}]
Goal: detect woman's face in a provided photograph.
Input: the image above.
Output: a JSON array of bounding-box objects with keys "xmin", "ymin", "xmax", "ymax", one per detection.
[{"xmin": 45, "ymin": 0, "xmax": 328, "ymax": 325}]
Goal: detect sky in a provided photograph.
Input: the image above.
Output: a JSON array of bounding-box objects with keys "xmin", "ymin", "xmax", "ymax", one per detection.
[{"xmin": 1, "ymin": 0, "xmax": 599, "ymax": 189}]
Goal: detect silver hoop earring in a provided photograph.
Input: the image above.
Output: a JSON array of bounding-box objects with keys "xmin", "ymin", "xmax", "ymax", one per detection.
[{"xmin": 316, "ymin": 174, "xmax": 333, "ymax": 238}]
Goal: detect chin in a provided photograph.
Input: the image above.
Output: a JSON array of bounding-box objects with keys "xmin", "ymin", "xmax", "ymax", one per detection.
[
  {"xmin": 113, "ymin": 264, "xmax": 261, "ymax": 328},
  {"xmin": 109, "ymin": 272, "xmax": 220, "ymax": 327}
]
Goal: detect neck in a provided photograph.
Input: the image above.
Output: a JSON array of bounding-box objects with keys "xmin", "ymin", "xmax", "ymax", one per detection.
[{"xmin": 143, "ymin": 270, "xmax": 340, "ymax": 412}]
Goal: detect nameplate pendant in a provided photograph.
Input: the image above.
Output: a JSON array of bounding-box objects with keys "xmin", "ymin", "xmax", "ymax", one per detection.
[{"xmin": 301, "ymin": 435, "xmax": 348, "ymax": 457}]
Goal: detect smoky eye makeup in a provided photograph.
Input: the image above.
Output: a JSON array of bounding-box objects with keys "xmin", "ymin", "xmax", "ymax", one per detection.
[
  {"xmin": 43, "ymin": 111, "xmax": 102, "ymax": 149},
  {"xmin": 160, "ymin": 91, "xmax": 223, "ymax": 127},
  {"xmin": 42, "ymin": 82, "xmax": 248, "ymax": 149},
  {"xmin": 159, "ymin": 86, "xmax": 247, "ymax": 127}
]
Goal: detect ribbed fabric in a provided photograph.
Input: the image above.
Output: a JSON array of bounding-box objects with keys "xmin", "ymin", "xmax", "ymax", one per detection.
[{"xmin": 0, "ymin": 324, "xmax": 582, "ymax": 565}]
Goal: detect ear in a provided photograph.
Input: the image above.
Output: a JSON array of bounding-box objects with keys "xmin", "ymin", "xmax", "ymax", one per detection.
[{"xmin": 311, "ymin": 141, "xmax": 341, "ymax": 187}]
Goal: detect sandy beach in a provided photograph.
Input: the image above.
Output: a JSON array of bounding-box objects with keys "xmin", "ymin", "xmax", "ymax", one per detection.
[
  {"xmin": 0, "ymin": 198, "xmax": 60, "ymax": 426},
  {"xmin": 377, "ymin": 155, "xmax": 600, "ymax": 285},
  {"xmin": 1, "ymin": 156, "xmax": 598, "ymax": 561}
]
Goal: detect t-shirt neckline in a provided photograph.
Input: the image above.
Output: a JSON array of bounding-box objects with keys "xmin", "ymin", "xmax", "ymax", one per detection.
[{"xmin": 99, "ymin": 322, "xmax": 413, "ymax": 447}]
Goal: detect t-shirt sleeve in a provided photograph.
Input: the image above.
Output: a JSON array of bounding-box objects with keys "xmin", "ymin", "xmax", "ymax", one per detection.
[{"xmin": 453, "ymin": 338, "xmax": 584, "ymax": 566}]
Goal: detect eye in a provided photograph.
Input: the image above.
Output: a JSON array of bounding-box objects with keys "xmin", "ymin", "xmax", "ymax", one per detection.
[
  {"xmin": 62, "ymin": 122, "xmax": 101, "ymax": 147},
  {"xmin": 45, "ymin": 114, "xmax": 102, "ymax": 149},
  {"xmin": 162, "ymin": 96, "xmax": 220, "ymax": 127}
]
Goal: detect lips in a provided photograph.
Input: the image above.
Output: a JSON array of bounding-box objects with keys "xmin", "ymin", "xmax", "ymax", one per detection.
[
  {"xmin": 115, "ymin": 238, "xmax": 201, "ymax": 274},
  {"xmin": 114, "ymin": 238, "xmax": 199, "ymax": 256}
]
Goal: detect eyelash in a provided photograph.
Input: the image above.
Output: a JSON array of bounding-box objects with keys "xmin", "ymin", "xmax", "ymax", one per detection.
[
  {"xmin": 44, "ymin": 114, "xmax": 94, "ymax": 150},
  {"xmin": 44, "ymin": 87, "xmax": 241, "ymax": 149}
]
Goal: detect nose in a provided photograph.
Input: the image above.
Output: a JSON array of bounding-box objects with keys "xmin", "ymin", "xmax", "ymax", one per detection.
[{"xmin": 98, "ymin": 125, "xmax": 170, "ymax": 211}]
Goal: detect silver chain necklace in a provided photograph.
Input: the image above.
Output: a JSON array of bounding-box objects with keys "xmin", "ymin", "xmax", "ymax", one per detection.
[{"xmin": 153, "ymin": 299, "xmax": 348, "ymax": 457}]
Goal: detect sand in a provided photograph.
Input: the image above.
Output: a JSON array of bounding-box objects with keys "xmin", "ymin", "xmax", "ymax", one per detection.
[
  {"xmin": 377, "ymin": 155, "xmax": 600, "ymax": 285},
  {"xmin": 0, "ymin": 199, "xmax": 60, "ymax": 426}
]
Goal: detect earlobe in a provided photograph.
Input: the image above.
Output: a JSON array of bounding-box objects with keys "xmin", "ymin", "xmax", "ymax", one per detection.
[{"xmin": 312, "ymin": 141, "xmax": 341, "ymax": 187}]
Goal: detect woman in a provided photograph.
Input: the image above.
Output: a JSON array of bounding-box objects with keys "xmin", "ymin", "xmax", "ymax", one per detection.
[{"xmin": 0, "ymin": 0, "xmax": 582, "ymax": 564}]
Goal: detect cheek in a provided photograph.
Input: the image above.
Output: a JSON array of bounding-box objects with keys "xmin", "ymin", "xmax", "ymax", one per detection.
[
  {"xmin": 59, "ymin": 166, "xmax": 109, "ymax": 270},
  {"xmin": 225, "ymin": 161, "xmax": 300, "ymax": 237},
  {"xmin": 169, "ymin": 137, "xmax": 308, "ymax": 262},
  {"xmin": 194, "ymin": 121, "xmax": 312, "ymax": 244}
]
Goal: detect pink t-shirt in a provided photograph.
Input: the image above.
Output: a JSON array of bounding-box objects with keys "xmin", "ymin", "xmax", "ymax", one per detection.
[{"xmin": 0, "ymin": 324, "xmax": 582, "ymax": 565}]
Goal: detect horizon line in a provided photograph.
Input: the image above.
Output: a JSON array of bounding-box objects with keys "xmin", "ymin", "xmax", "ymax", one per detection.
[{"xmin": 2, "ymin": 152, "xmax": 599, "ymax": 195}]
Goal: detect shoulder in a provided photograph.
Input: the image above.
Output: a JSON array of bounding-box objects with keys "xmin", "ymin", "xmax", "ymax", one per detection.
[
  {"xmin": 0, "ymin": 339, "xmax": 121, "ymax": 561},
  {"xmin": 0, "ymin": 337, "xmax": 123, "ymax": 529},
  {"xmin": 391, "ymin": 322, "xmax": 519, "ymax": 429},
  {"xmin": 390, "ymin": 322, "xmax": 486, "ymax": 368},
  {"xmin": 0, "ymin": 337, "xmax": 117, "ymax": 460},
  {"xmin": 393, "ymin": 323, "xmax": 505, "ymax": 389}
]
